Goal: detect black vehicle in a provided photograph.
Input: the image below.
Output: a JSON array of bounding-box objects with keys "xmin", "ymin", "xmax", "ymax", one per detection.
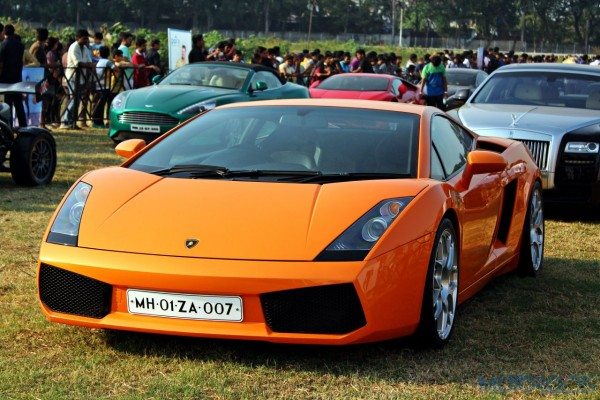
[
  {"xmin": 444, "ymin": 69, "xmax": 488, "ymax": 110},
  {"xmin": 0, "ymin": 82, "xmax": 56, "ymax": 185}
]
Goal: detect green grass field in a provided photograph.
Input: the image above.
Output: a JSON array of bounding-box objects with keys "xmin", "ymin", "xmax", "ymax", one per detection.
[{"xmin": 0, "ymin": 129, "xmax": 599, "ymax": 399}]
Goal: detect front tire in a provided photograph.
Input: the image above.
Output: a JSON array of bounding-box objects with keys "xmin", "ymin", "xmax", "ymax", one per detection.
[
  {"xmin": 518, "ymin": 181, "xmax": 544, "ymax": 277},
  {"xmin": 416, "ymin": 218, "xmax": 459, "ymax": 348},
  {"xmin": 9, "ymin": 130, "xmax": 57, "ymax": 186}
]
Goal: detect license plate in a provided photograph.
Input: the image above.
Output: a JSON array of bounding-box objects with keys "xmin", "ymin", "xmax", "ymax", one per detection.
[
  {"xmin": 130, "ymin": 124, "xmax": 161, "ymax": 133},
  {"xmin": 126, "ymin": 289, "xmax": 243, "ymax": 322}
]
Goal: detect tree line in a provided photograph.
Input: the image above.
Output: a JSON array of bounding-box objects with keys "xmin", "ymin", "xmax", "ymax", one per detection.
[{"xmin": 1, "ymin": 0, "xmax": 598, "ymax": 47}]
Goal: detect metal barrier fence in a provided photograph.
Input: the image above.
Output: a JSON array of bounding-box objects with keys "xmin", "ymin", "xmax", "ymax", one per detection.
[{"xmin": 18, "ymin": 65, "xmax": 138, "ymax": 128}]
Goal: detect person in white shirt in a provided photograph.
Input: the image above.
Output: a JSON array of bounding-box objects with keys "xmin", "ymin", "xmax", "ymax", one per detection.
[
  {"xmin": 591, "ymin": 55, "xmax": 600, "ymax": 66},
  {"xmin": 405, "ymin": 53, "xmax": 417, "ymax": 69},
  {"xmin": 92, "ymin": 46, "xmax": 115, "ymax": 128},
  {"xmin": 60, "ymin": 29, "xmax": 93, "ymax": 129},
  {"xmin": 278, "ymin": 55, "xmax": 297, "ymax": 82}
]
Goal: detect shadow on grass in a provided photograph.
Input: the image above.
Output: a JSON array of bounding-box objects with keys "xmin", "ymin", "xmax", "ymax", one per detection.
[
  {"xmin": 101, "ymin": 256, "xmax": 599, "ymax": 389},
  {"xmin": 545, "ymin": 203, "xmax": 600, "ymax": 222}
]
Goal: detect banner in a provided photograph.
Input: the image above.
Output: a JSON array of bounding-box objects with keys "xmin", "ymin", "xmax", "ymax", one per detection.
[
  {"xmin": 168, "ymin": 28, "xmax": 192, "ymax": 72},
  {"xmin": 20, "ymin": 67, "xmax": 45, "ymax": 127}
]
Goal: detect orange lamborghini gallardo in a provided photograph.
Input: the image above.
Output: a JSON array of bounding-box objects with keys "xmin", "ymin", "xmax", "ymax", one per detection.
[{"xmin": 38, "ymin": 99, "xmax": 544, "ymax": 347}]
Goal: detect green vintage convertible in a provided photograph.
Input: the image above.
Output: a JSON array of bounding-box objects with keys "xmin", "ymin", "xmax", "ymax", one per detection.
[{"xmin": 108, "ymin": 62, "xmax": 309, "ymax": 142}]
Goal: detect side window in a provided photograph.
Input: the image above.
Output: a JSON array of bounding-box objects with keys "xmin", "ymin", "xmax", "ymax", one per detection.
[
  {"xmin": 430, "ymin": 147, "xmax": 445, "ymax": 180},
  {"xmin": 251, "ymin": 71, "xmax": 282, "ymax": 89},
  {"xmin": 431, "ymin": 116, "xmax": 473, "ymax": 178},
  {"xmin": 475, "ymin": 71, "xmax": 487, "ymax": 87}
]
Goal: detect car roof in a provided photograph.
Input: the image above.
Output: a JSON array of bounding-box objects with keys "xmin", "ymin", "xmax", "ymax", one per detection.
[
  {"xmin": 493, "ymin": 63, "xmax": 600, "ymax": 75},
  {"xmin": 327, "ymin": 73, "xmax": 396, "ymax": 80},
  {"xmin": 217, "ymin": 98, "xmax": 433, "ymax": 116}
]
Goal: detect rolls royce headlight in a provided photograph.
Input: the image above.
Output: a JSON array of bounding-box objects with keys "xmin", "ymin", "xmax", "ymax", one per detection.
[
  {"xmin": 316, "ymin": 197, "xmax": 413, "ymax": 261},
  {"xmin": 47, "ymin": 182, "xmax": 92, "ymax": 246},
  {"xmin": 565, "ymin": 142, "xmax": 599, "ymax": 154},
  {"xmin": 177, "ymin": 101, "xmax": 217, "ymax": 115}
]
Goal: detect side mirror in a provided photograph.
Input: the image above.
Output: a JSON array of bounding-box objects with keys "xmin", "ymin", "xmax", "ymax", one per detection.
[
  {"xmin": 115, "ymin": 139, "xmax": 146, "ymax": 159},
  {"xmin": 454, "ymin": 88, "xmax": 471, "ymax": 101},
  {"xmin": 151, "ymin": 75, "xmax": 163, "ymax": 85},
  {"xmin": 250, "ymin": 81, "xmax": 268, "ymax": 93},
  {"xmin": 459, "ymin": 150, "xmax": 507, "ymax": 189}
]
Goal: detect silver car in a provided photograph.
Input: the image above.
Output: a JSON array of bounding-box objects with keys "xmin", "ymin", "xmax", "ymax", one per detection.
[{"xmin": 448, "ymin": 63, "xmax": 600, "ymax": 204}]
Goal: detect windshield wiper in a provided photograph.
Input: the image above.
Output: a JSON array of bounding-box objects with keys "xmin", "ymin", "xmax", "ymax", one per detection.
[
  {"xmin": 150, "ymin": 166, "xmax": 323, "ymax": 180},
  {"xmin": 150, "ymin": 164, "xmax": 230, "ymax": 177},
  {"xmin": 278, "ymin": 172, "xmax": 411, "ymax": 183}
]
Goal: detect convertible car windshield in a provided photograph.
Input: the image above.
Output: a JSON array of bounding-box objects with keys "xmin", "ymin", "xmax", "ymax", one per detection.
[
  {"xmin": 471, "ymin": 71, "xmax": 600, "ymax": 109},
  {"xmin": 317, "ymin": 75, "xmax": 390, "ymax": 91},
  {"xmin": 159, "ymin": 64, "xmax": 250, "ymax": 90},
  {"xmin": 130, "ymin": 106, "xmax": 420, "ymax": 180}
]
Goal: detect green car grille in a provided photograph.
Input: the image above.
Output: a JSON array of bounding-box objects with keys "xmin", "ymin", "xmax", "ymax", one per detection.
[{"xmin": 118, "ymin": 111, "xmax": 179, "ymax": 126}]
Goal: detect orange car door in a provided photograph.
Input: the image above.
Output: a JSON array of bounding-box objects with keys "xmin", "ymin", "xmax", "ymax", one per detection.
[{"xmin": 431, "ymin": 116, "xmax": 503, "ymax": 289}]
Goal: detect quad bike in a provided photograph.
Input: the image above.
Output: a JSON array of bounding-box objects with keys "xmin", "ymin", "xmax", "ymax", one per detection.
[{"xmin": 0, "ymin": 83, "xmax": 56, "ymax": 186}]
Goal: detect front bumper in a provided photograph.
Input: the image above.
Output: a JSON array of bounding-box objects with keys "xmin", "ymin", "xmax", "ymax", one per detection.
[
  {"xmin": 548, "ymin": 133, "xmax": 600, "ymax": 204},
  {"xmin": 37, "ymin": 237, "xmax": 431, "ymax": 345},
  {"xmin": 108, "ymin": 109, "xmax": 186, "ymax": 142}
]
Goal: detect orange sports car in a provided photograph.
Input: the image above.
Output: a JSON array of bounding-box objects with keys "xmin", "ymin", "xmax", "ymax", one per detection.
[{"xmin": 37, "ymin": 99, "xmax": 544, "ymax": 347}]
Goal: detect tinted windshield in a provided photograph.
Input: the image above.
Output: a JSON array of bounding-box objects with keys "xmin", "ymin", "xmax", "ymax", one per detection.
[
  {"xmin": 159, "ymin": 64, "xmax": 250, "ymax": 90},
  {"xmin": 318, "ymin": 75, "xmax": 390, "ymax": 91},
  {"xmin": 471, "ymin": 71, "xmax": 600, "ymax": 109},
  {"xmin": 445, "ymin": 70, "xmax": 477, "ymax": 86},
  {"xmin": 130, "ymin": 106, "xmax": 420, "ymax": 179}
]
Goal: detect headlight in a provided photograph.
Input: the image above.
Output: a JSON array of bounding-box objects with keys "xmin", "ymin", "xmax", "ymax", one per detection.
[
  {"xmin": 177, "ymin": 100, "xmax": 217, "ymax": 115},
  {"xmin": 565, "ymin": 142, "xmax": 599, "ymax": 154},
  {"xmin": 316, "ymin": 197, "xmax": 412, "ymax": 261},
  {"xmin": 111, "ymin": 92, "xmax": 129, "ymax": 110},
  {"xmin": 47, "ymin": 182, "xmax": 92, "ymax": 246}
]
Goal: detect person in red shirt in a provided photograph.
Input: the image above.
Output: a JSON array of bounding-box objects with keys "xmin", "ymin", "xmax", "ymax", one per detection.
[{"xmin": 131, "ymin": 37, "xmax": 159, "ymax": 88}]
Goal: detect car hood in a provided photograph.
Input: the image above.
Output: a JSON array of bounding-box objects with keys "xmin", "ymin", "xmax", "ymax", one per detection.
[
  {"xmin": 123, "ymin": 85, "xmax": 237, "ymax": 112},
  {"xmin": 310, "ymin": 89, "xmax": 390, "ymax": 101},
  {"xmin": 77, "ymin": 167, "xmax": 428, "ymax": 261},
  {"xmin": 456, "ymin": 104, "xmax": 600, "ymax": 135}
]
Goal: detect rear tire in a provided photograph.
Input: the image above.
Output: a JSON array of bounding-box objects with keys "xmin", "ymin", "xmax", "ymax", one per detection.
[
  {"xmin": 415, "ymin": 218, "xmax": 459, "ymax": 348},
  {"xmin": 518, "ymin": 181, "xmax": 544, "ymax": 277},
  {"xmin": 9, "ymin": 130, "xmax": 57, "ymax": 186}
]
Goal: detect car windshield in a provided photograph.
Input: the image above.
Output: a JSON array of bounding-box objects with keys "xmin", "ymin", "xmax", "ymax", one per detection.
[
  {"xmin": 471, "ymin": 71, "xmax": 600, "ymax": 109},
  {"xmin": 445, "ymin": 71, "xmax": 476, "ymax": 87},
  {"xmin": 129, "ymin": 106, "xmax": 420, "ymax": 181},
  {"xmin": 318, "ymin": 75, "xmax": 389, "ymax": 91},
  {"xmin": 159, "ymin": 64, "xmax": 250, "ymax": 90}
]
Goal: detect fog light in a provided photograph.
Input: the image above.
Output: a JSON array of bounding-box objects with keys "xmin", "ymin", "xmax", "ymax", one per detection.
[{"xmin": 565, "ymin": 142, "xmax": 599, "ymax": 154}]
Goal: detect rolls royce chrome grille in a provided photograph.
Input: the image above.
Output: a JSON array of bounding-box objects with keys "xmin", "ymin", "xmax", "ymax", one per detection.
[
  {"xmin": 118, "ymin": 112, "xmax": 179, "ymax": 126},
  {"xmin": 516, "ymin": 139, "xmax": 550, "ymax": 170}
]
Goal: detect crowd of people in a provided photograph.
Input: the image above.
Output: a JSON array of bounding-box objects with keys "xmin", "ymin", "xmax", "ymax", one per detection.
[{"xmin": 1, "ymin": 22, "xmax": 600, "ymax": 129}]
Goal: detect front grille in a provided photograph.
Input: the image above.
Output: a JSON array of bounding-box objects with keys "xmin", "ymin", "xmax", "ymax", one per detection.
[
  {"xmin": 118, "ymin": 111, "xmax": 179, "ymax": 126},
  {"xmin": 260, "ymin": 283, "xmax": 366, "ymax": 334},
  {"xmin": 516, "ymin": 139, "xmax": 550, "ymax": 170},
  {"xmin": 39, "ymin": 264, "xmax": 112, "ymax": 319}
]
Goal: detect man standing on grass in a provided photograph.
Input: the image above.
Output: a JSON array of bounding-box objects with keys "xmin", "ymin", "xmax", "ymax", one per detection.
[
  {"xmin": 188, "ymin": 34, "xmax": 207, "ymax": 64},
  {"xmin": 0, "ymin": 24, "xmax": 27, "ymax": 127},
  {"xmin": 60, "ymin": 29, "xmax": 93, "ymax": 130},
  {"xmin": 146, "ymin": 39, "xmax": 162, "ymax": 81},
  {"xmin": 420, "ymin": 54, "xmax": 447, "ymax": 110},
  {"xmin": 118, "ymin": 32, "xmax": 134, "ymax": 89}
]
